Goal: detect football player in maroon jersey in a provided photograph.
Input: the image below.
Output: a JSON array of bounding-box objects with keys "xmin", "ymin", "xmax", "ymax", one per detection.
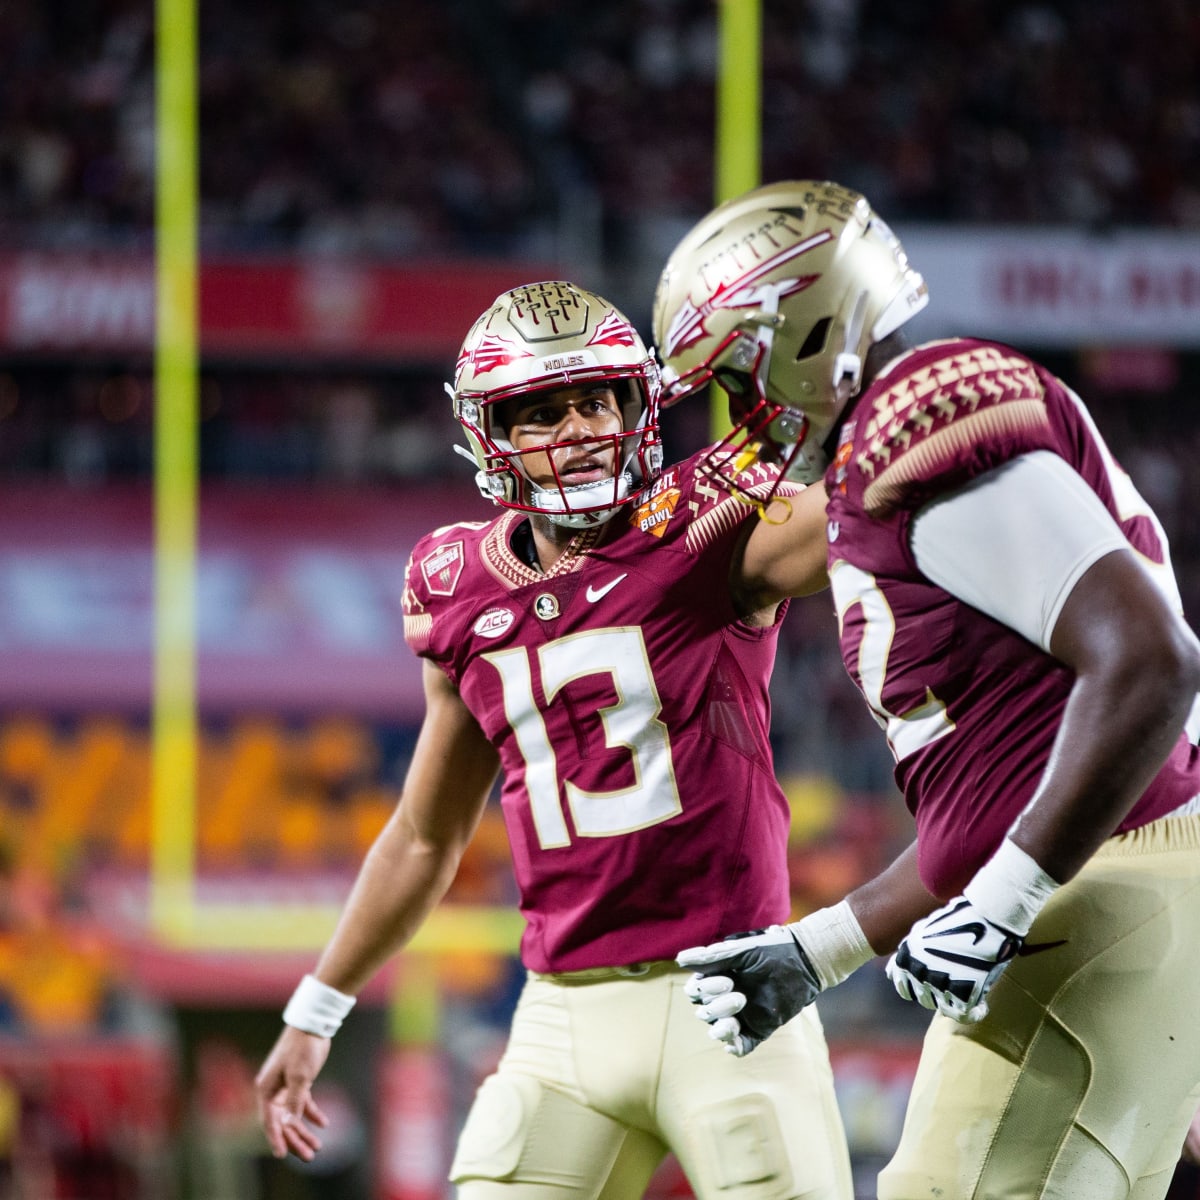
[
  {"xmin": 255, "ymin": 281, "xmax": 855, "ymax": 1198},
  {"xmin": 658, "ymin": 181, "xmax": 1200, "ymax": 1200}
]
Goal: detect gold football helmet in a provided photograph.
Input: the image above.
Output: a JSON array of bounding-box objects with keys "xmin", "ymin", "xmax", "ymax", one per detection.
[
  {"xmin": 450, "ymin": 281, "xmax": 663, "ymax": 528},
  {"xmin": 652, "ymin": 180, "xmax": 928, "ymax": 485}
]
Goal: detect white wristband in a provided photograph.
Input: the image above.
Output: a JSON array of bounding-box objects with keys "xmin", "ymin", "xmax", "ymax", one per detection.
[
  {"xmin": 283, "ymin": 974, "xmax": 357, "ymax": 1038},
  {"xmin": 963, "ymin": 837, "xmax": 1060, "ymax": 936},
  {"xmin": 789, "ymin": 900, "xmax": 874, "ymax": 990}
]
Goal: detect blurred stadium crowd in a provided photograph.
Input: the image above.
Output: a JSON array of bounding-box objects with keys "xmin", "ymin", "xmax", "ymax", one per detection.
[
  {"xmin": 2, "ymin": 0, "xmax": 1198, "ymax": 258},
  {"xmin": 1, "ymin": 1, "xmax": 1199, "ymax": 1197}
]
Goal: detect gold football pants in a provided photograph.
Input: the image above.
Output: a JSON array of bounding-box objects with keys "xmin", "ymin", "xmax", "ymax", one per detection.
[
  {"xmin": 450, "ymin": 959, "xmax": 853, "ymax": 1200},
  {"xmin": 880, "ymin": 813, "xmax": 1200, "ymax": 1200}
]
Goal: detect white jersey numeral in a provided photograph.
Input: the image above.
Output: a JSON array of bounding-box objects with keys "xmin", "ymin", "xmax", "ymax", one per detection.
[
  {"xmin": 830, "ymin": 559, "xmax": 954, "ymax": 764},
  {"xmin": 483, "ymin": 627, "xmax": 682, "ymax": 849}
]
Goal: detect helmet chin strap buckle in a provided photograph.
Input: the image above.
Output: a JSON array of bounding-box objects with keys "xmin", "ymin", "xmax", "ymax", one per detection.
[
  {"xmin": 832, "ymin": 352, "xmax": 862, "ymax": 392},
  {"xmin": 833, "ymin": 291, "xmax": 868, "ymax": 394},
  {"xmin": 531, "ymin": 472, "xmax": 635, "ymax": 529}
]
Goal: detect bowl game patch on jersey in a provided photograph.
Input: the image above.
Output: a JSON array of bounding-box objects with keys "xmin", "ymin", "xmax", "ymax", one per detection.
[{"xmin": 632, "ymin": 469, "xmax": 681, "ymax": 537}]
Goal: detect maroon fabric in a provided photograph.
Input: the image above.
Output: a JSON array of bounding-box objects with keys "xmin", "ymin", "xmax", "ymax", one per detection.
[
  {"xmin": 826, "ymin": 338, "xmax": 1200, "ymax": 898},
  {"xmin": 404, "ymin": 450, "xmax": 794, "ymax": 972}
]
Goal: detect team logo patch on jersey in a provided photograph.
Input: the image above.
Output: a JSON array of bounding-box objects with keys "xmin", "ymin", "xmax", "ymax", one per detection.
[
  {"xmin": 421, "ymin": 541, "xmax": 465, "ymax": 596},
  {"xmin": 632, "ymin": 469, "xmax": 680, "ymax": 537},
  {"xmin": 534, "ymin": 593, "xmax": 560, "ymax": 620},
  {"xmin": 473, "ymin": 608, "xmax": 515, "ymax": 639}
]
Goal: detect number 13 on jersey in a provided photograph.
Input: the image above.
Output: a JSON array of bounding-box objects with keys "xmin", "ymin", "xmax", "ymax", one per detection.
[{"xmin": 483, "ymin": 627, "xmax": 682, "ymax": 850}]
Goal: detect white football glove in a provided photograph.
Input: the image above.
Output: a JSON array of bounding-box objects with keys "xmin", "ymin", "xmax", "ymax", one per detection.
[
  {"xmin": 887, "ymin": 836, "xmax": 1061, "ymax": 1024},
  {"xmin": 885, "ymin": 897, "xmax": 1022, "ymax": 1023},
  {"xmin": 676, "ymin": 925, "xmax": 823, "ymax": 1056}
]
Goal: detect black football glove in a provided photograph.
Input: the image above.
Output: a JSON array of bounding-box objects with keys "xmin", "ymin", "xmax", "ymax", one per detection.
[{"xmin": 675, "ymin": 925, "xmax": 823, "ymax": 1056}]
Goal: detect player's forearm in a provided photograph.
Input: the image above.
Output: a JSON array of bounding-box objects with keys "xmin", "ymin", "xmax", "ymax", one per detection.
[
  {"xmin": 310, "ymin": 818, "xmax": 463, "ymax": 996},
  {"xmin": 1012, "ymin": 658, "xmax": 1199, "ymax": 883},
  {"xmin": 846, "ymin": 840, "xmax": 939, "ymax": 955},
  {"xmin": 1020, "ymin": 547, "xmax": 1200, "ymax": 883}
]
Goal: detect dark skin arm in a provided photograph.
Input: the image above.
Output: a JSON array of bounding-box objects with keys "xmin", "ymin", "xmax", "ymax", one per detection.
[
  {"xmin": 1011, "ymin": 548, "xmax": 1200, "ymax": 882},
  {"xmin": 727, "ymin": 476, "xmax": 937, "ymax": 954},
  {"xmin": 844, "ymin": 548, "xmax": 1200, "ymax": 953},
  {"xmin": 846, "ymin": 840, "xmax": 939, "ymax": 955}
]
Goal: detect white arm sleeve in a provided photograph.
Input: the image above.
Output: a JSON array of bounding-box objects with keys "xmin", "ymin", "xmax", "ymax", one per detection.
[{"xmin": 909, "ymin": 451, "xmax": 1131, "ymax": 651}]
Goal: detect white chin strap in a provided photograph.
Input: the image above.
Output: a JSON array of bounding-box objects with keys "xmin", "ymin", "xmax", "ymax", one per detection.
[{"xmin": 533, "ymin": 472, "xmax": 635, "ymax": 528}]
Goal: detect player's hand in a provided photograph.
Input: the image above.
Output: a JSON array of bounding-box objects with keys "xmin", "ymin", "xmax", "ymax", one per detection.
[
  {"xmin": 676, "ymin": 925, "xmax": 822, "ymax": 1057},
  {"xmin": 254, "ymin": 1025, "xmax": 333, "ymax": 1161},
  {"xmin": 886, "ymin": 897, "xmax": 1022, "ymax": 1023}
]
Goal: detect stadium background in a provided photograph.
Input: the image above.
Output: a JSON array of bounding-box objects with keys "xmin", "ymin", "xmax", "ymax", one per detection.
[{"xmin": 1, "ymin": 0, "xmax": 1199, "ymax": 1196}]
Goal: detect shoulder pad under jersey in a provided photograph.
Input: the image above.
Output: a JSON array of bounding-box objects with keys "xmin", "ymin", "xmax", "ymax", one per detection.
[{"xmin": 851, "ymin": 342, "xmax": 1053, "ymax": 517}]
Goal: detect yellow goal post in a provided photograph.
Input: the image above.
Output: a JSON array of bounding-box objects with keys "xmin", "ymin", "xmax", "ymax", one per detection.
[{"xmin": 149, "ymin": 0, "xmax": 759, "ymax": 956}]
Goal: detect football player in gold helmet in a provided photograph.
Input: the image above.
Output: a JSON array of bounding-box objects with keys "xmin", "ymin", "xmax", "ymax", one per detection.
[
  {"xmin": 661, "ymin": 182, "xmax": 1200, "ymax": 1200},
  {"xmin": 450, "ymin": 281, "xmax": 663, "ymax": 530},
  {"xmin": 256, "ymin": 281, "xmax": 857, "ymax": 1199},
  {"xmin": 653, "ymin": 180, "xmax": 927, "ymax": 491}
]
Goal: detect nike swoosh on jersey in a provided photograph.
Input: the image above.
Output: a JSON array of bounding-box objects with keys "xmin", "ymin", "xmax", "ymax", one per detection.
[
  {"xmin": 586, "ymin": 573, "xmax": 628, "ymax": 603},
  {"xmin": 1016, "ymin": 938, "xmax": 1068, "ymax": 957}
]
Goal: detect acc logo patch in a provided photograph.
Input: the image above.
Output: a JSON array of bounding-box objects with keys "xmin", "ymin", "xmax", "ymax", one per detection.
[
  {"xmin": 632, "ymin": 470, "xmax": 680, "ymax": 538},
  {"xmin": 473, "ymin": 608, "xmax": 514, "ymax": 639},
  {"xmin": 422, "ymin": 541, "xmax": 464, "ymax": 596}
]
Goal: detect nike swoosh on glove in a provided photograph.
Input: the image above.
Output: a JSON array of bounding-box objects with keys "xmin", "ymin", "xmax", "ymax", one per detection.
[
  {"xmin": 886, "ymin": 897, "xmax": 1022, "ymax": 1023},
  {"xmin": 675, "ymin": 926, "xmax": 822, "ymax": 1056}
]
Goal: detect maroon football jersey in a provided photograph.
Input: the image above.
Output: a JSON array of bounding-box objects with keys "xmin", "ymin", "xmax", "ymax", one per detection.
[
  {"xmin": 403, "ymin": 450, "xmax": 798, "ymax": 971},
  {"xmin": 825, "ymin": 337, "xmax": 1200, "ymax": 899}
]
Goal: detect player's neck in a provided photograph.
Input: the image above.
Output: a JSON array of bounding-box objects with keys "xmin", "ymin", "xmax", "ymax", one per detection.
[
  {"xmin": 528, "ymin": 516, "xmax": 583, "ymax": 572},
  {"xmin": 862, "ymin": 330, "xmax": 912, "ymax": 390},
  {"xmin": 833, "ymin": 333, "xmax": 913, "ymax": 444}
]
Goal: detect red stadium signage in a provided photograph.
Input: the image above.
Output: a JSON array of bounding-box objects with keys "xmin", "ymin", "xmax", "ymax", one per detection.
[
  {"xmin": 903, "ymin": 228, "xmax": 1200, "ymax": 346},
  {"xmin": 3, "ymin": 235, "xmax": 1200, "ymax": 357},
  {"xmin": 0, "ymin": 252, "xmax": 554, "ymax": 362}
]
